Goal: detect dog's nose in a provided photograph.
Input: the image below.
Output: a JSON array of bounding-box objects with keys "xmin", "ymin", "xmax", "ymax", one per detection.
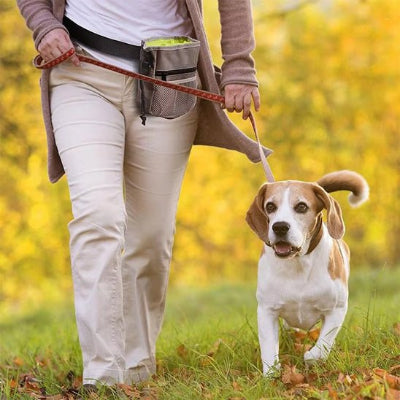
[{"xmin": 272, "ymin": 221, "xmax": 290, "ymax": 236}]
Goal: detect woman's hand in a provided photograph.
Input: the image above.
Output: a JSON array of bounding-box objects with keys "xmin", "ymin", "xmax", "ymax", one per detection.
[
  {"xmin": 223, "ymin": 84, "xmax": 260, "ymax": 119},
  {"xmin": 38, "ymin": 28, "xmax": 80, "ymax": 66}
]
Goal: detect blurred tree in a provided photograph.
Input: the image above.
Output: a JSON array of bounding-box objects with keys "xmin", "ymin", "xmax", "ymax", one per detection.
[{"xmin": 0, "ymin": 0, "xmax": 71, "ymax": 311}]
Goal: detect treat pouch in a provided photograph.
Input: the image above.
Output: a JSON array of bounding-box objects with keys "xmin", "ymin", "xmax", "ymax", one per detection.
[{"xmin": 138, "ymin": 36, "xmax": 200, "ymax": 121}]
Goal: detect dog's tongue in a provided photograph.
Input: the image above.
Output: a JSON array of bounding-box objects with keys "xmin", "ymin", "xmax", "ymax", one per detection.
[{"xmin": 274, "ymin": 242, "xmax": 292, "ymax": 256}]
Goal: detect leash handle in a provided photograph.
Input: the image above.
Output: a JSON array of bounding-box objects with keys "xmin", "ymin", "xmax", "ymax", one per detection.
[{"xmin": 34, "ymin": 49, "xmax": 275, "ymax": 182}]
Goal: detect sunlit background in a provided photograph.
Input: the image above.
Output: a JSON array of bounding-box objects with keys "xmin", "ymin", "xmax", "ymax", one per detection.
[{"xmin": 1, "ymin": 0, "xmax": 399, "ymax": 317}]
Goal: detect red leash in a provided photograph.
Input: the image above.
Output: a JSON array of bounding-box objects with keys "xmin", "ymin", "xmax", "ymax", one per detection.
[{"xmin": 34, "ymin": 48, "xmax": 274, "ymax": 182}]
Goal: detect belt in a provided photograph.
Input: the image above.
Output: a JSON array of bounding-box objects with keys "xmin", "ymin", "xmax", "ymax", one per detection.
[{"xmin": 63, "ymin": 17, "xmax": 141, "ymax": 60}]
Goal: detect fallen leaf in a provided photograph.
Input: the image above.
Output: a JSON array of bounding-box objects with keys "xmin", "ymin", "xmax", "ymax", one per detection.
[
  {"xmin": 176, "ymin": 344, "xmax": 188, "ymax": 359},
  {"xmin": 337, "ymin": 372, "xmax": 353, "ymax": 386},
  {"xmin": 232, "ymin": 381, "xmax": 242, "ymax": 391},
  {"xmin": 199, "ymin": 356, "xmax": 213, "ymax": 367},
  {"xmin": 207, "ymin": 338, "xmax": 223, "ymax": 357},
  {"xmin": 13, "ymin": 357, "xmax": 24, "ymax": 367},
  {"xmin": 117, "ymin": 383, "xmax": 141, "ymax": 398},
  {"xmin": 281, "ymin": 364, "xmax": 305, "ymax": 386},
  {"xmin": 35, "ymin": 356, "xmax": 50, "ymax": 368},
  {"xmin": 72, "ymin": 376, "xmax": 82, "ymax": 390},
  {"xmin": 293, "ymin": 330, "xmax": 307, "ymax": 342},
  {"xmin": 387, "ymin": 388, "xmax": 400, "ymax": 400},
  {"xmin": 65, "ymin": 370, "xmax": 82, "ymax": 390},
  {"xmin": 374, "ymin": 368, "xmax": 400, "ymax": 389},
  {"xmin": 393, "ymin": 322, "xmax": 400, "ymax": 337},
  {"xmin": 9, "ymin": 379, "xmax": 18, "ymax": 389},
  {"xmin": 140, "ymin": 386, "xmax": 159, "ymax": 400},
  {"xmin": 198, "ymin": 382, "xmax": 212, "ymax": 399},
  {"xmin": 325, "ymin": 382, "xmax": 338, "ymax": 399},
  {"xmin": 20, "ymin": 374, "xmax": 43, "ymax": 394},
  {"xmin": 391, "ymin": 365, "xmax": 400, "ymax": 374},
  {"xmin": 294, "ymin": 343, "xmax": 312, "ymax": 353},
  {"xmin": 308, "ymin": 328, "xmax": 321, "ymax": 341}
]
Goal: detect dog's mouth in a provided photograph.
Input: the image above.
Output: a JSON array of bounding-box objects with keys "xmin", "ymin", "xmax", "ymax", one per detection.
[{"xmin": 272, "ymin": 241, "xmax": 301, "ymax": 258}]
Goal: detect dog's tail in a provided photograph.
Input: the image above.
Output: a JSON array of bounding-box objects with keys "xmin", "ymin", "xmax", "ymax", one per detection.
[{"xmin": 317, "ymin": 170, "xmax": 369, "ymax": 207}]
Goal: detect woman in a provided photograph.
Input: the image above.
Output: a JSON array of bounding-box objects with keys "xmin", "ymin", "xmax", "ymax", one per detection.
[{"xmin": 17, "ymin": 0, "xmax": 269, "ymax": 388}]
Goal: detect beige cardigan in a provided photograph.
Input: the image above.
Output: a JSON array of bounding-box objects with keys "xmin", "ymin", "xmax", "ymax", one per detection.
[{"xmin": 17, "ymin": 0, "xmax": 272, "ymax": 183}]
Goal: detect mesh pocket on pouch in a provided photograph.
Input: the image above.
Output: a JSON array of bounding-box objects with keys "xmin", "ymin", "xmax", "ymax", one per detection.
[
  {"xmin": 149, "ymin": 74, "xmax": 197, "ymax": 119},
  {"xmin": 138, "ymin": 36, "xmax": 200, "ymax": 121}
]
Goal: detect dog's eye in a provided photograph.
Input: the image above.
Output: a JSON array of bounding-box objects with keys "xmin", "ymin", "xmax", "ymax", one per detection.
[
  {"xmin": 265, "ymin": 202, "xmax": 277, "ymax": 214},
  {"xmin": 295, "ymin": 202, "xmax": 308, "ymax": 213}
]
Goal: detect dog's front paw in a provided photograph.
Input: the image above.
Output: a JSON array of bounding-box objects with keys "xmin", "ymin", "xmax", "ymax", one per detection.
[
  {"xmin": 304, "ymin": 345, "xmax": 329, "ymax": 364},
  {"xmin": 263, "ymin": 361, "xmax": 281, "ymax": 378}
]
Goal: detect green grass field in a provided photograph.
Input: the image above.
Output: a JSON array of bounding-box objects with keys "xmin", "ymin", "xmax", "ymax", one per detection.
[{"xmin": 1, "ymin": 266, "xmax": 399, "ymax": 399}]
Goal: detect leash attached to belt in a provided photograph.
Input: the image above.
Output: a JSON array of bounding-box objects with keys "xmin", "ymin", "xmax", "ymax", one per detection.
[{"xmin": 33, "ymin": 48, "xmax": 275, "ymax": 182}]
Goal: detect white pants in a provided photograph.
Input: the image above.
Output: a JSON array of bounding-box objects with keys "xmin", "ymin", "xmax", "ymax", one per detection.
[{"xmin": 49, "ymin": 59, "xmax": 198, "ymax": 385}]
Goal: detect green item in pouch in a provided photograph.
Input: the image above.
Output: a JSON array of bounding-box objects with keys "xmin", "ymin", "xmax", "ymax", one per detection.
[{"xmin": 144, "ymin": 37, "xmax": 193, "ymax": 48}]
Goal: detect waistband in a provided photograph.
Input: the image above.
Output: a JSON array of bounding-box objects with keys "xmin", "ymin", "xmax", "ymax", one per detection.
[{"xmin": 63, "ymin": 17, "xmax": 141, "ymax": 60}]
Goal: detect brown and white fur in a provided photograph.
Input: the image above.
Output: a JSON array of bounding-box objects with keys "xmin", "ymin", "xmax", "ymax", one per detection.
[{"xmin": 246, "ymin": 170, "xmax": 369, "ymax": 375}]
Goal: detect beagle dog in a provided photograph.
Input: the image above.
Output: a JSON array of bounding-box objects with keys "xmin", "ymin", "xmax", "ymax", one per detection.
[{"xmin": 246, "ymin": 170, "xmax": 369, "ymax": 376}]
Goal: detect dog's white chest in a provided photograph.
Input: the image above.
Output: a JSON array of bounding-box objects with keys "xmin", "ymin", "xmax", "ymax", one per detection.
[
  {"xmin": 275, "ymin": 281, "xmax": 340, "ymax": 330},
  {"xmin": 257, "ymin": 245, "xmax": 348, "ymax": 331}
]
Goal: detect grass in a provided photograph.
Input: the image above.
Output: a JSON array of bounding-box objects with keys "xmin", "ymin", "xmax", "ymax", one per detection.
[{"xmin": 1, "ymin": 266, "xmax": 400, "ymax": 399}]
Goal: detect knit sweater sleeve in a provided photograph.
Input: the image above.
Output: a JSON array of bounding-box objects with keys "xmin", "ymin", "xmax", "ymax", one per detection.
[
  {"xmin": 16, "ymin": 0, "xmax": 67, "ymax": 50},
  {"xmin": 218, "ymin": 0, "xmax": 258, "ymax": 88}
]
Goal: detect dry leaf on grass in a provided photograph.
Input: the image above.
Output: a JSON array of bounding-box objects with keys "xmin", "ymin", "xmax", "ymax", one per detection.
[
  {"xmin": 374, "ymin": 368, "xmax": 400, "ymax": 389},
  {"xmin": 324, "ymin": 382, "xmax": 338, "ymax": 400},
  {"xmin": 393, "ymin": 322, "xmax": 400, "ymax": 336},
  {"xmin": 294, "ymin": 343, "xmax": 312, "ymax": 353},
  {"xmin": 281, "ymin": 364, "xmax": 306, "ymax": 386},
  {"xmin": 176, "ymin": 343, "xmax": 188, "ymax": 359},
  {"xmin": 207, "ymin": 338, "xmax": 223, "ymax": 357},
  {"xmin": 19, "ymin": 374, "xmax": 44, "ymax": 395},
  {"xmin": 140, "ymin": 386, "xmax": 159, "ymax": 400},
  {"xmin": 391, "ymin": 365, "xmax": 400, "ymax": 374},
  {"xmin": 232, "ymin": 381, "xmax": 242, "ymax": 391},
  {"xmin": 308, "ymin": 328, "xmax": 321, "ymax": 341},
  {"xmin": 116, "ymin": 383, "xmax": 141, "ymax": 398},
  {"xmin": 292, "ymin": 327, "xmax": 320, "ymax": 343},
  {"xmin": 337, "ymin": 372, "xmax": 354, "ymax": 386},
  {"xmin": 13, "ymin": 357, "xmax": 24, "ymax": 367},
  {"xmin": 35, "ymin": 356, "xmax": 50, "ymax": 368},
  {"xmin": 387, "ymin": 388, "xmax": 400, "ymax": 400}
]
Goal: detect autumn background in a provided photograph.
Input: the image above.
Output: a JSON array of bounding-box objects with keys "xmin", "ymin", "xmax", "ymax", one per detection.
[
  {"xmin": 1, "ymin": 0, "xmax": 400, "ymax": 398},
  {"xmin": 1, "ymin": 0, "xmax": 399, "ymax": 314}
]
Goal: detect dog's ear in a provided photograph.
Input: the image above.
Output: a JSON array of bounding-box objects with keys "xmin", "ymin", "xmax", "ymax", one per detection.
[
  {"xmin": 313, "ymin": 184, "xmax": 345, "ymax": 239},
  {"xmin": 246, "ymin": 184, "xmax": 270, "ymax": 243}
]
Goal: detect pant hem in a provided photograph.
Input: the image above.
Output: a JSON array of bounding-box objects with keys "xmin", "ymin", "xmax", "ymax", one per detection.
[
  {"xmin": 83, "ymin": 367, "xmax": 123, "ymax": 386},
  {"xmin": 124, "ymin": 363, "xmax": 156, "ymax": 384}
]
